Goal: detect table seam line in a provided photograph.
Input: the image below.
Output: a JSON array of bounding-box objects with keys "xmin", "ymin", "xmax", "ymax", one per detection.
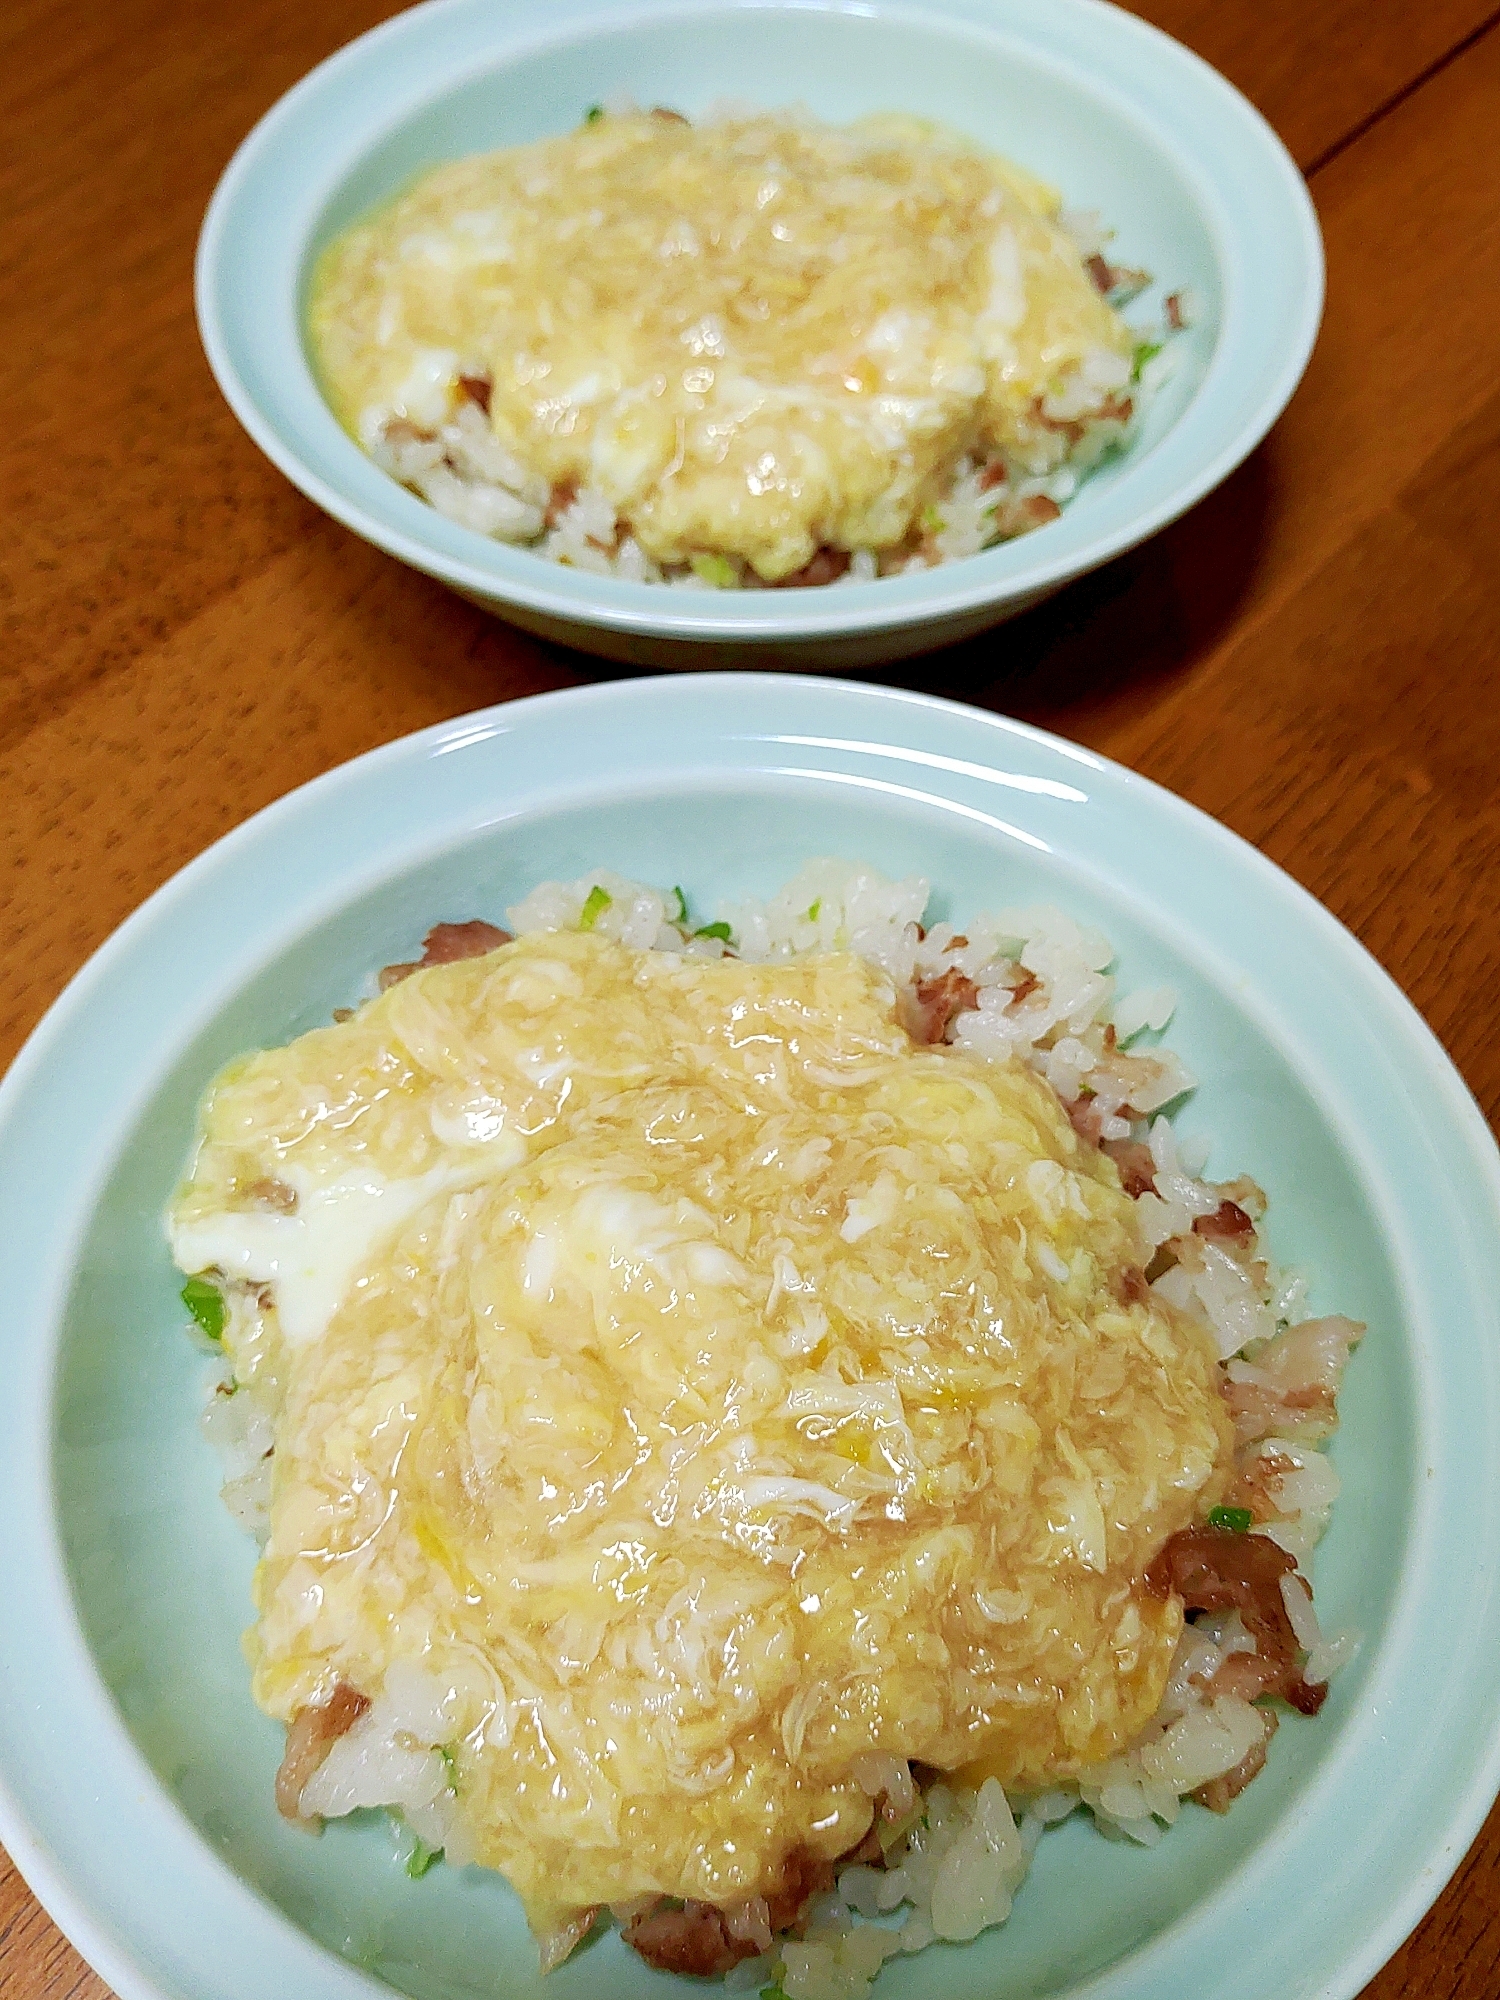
[{"xmin": 1303, "ymin": 3, "xmax": 1500, "ymax": 179}]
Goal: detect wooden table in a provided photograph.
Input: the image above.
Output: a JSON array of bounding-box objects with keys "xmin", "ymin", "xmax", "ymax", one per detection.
[{"xmin": 3, "ymin": 0, "xmax": 1497, "ymax": 1993}]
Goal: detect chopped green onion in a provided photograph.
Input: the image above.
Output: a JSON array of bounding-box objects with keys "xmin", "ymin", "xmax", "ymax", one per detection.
[
  {"xmin": 689, "ymin": 552, "xmax": 738, "ymax": 588},
  {"xmin": 181, "ymin": 1276, "xmax": 225, "ymax": 1342},
  {"xmin": 1208, "ymin": 1505, "xmax": 1253, "ymax": 1533},
  {"xmin": 760, "ymin": 1983, "xmax": 789, "ymax": 2000},
  {"xmin": 920, "ymin": 504, "xmax": 945, "ymax": 534},
  {"xmin": 694, "ymin": 921, "xmax": 733, "ymax": 943},
  {"xmin": 577, "ymin": 884, "xmax": 612, "ymax": 931},
  {"xmin": 805, "ymin": 899, "xmax": 821, "ymax": 921},
  {"xmin": 669, "ymin": 886, "xmax": 688, "ymax": 926},
  {"xmin": 584, "ymin": 104, "xmax": 605, "ymax": 123},
  {"xmin": 1131, "ymin": 339, "xmax": 1162, "ymax": 382},
  {"xmin": 406, "ymin": 1837, "xmax": 443, "ymax": 1878},
  {"xmin": 438, "ymin": 1744, "xmax": 459, "ymax": 1791}
]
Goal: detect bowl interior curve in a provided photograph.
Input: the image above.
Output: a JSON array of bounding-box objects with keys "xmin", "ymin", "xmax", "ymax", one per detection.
[
  {"xmin": 195, "ymin": 0, "xmax": 1322, "ymax": 655},
  {"xmin": 55, "ymin": 764, "xmax": 1410, "ymax": 2000}
]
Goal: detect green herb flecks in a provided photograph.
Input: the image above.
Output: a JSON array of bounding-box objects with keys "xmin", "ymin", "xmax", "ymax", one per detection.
[
  {"xmin": 670, "ymin": 886, "xmax": 689, "ymax": 927},
  {"xmin": 760, "ymin": 1981, "xmax": 789, "ymax": 2000},
  {"xmin": 805, "ymin": 899, "xmax": 822, "ymax": 922},
  {"xmin": 920, "ymin": 504, "xmax": 945, "ymax": 535},
  {"xmin": 1131, "ymin": 340, "xmax": 1162, "ymax": 382},
  {"xmin": 181, "ymin": 1276, "xmax": 226, "ymax": 1342},
  {"xmin": 1208, "ymin": 1505, "xmax": 1253, "ymax": 1533},
  {"xmin": 584, "ymin": 104, "xmax": 605, "ymax": 124},
  {"xmin": 406, "ymin": 1837, "xmax": 444, "ymax": 1879},
  {"xmin": 438, "ymin": 1745, "xmax": 459, "ymax": 1792},
  {"xmin": 694, "ymin": 921, "xmax": 733, "ymax": 943},
  {"xmin": 689, "ymin": 552, "xmax": 739, "ymax": 589},
  {"xmin": 578, "ymin": 885, "xmax": 612, "ymax": 931}
]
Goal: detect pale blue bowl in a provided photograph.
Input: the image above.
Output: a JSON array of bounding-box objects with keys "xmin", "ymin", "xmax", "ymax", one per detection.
[
  {"xmin": 196, "ymin": 0, "xmax": 1322, "ymax": 668},
  {"xmin": 2, "ymin": 676, "xmax": 1499, "ymax": 2000}
]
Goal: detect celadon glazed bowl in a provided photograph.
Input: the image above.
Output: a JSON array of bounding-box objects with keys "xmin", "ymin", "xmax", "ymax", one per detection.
[
  {"xmin": 195, "ymin": 0, "xmax": 1323, "ymax": 670},
  {"xmin": 2, "ymin": 675, "xmax": 1500, "ymax": 2000}
]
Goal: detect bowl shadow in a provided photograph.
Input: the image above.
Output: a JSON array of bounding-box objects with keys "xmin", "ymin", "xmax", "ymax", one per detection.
[
  {"xmin": 873, "ymin": 446, "xmax": 1274, "ymax": 733},
  {"xmin": 519, "ymin": 446, "xmax": 1273, "ymax": 732}
]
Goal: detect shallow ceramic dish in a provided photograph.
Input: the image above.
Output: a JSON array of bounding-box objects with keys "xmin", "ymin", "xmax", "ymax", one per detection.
[
  {"xmin": 2, "ymin": 674, "xmax": 1499, "ymax": 2000},
  {"xmin": 195, "ymin": 0, "xmax": 1322, "ymax": 670}
]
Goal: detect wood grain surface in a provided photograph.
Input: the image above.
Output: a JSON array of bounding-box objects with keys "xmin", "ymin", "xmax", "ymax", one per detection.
[{"xmin": 2, "ymin": 2, "xmax": 1497, "ymax": 1996}]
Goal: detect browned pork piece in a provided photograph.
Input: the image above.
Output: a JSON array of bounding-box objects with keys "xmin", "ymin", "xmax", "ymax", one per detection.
[
  {"xmin": 378, "ymin": 918, "xmax": 512, "ymax": 991},
  {"xmin": 624, "ymin": 1843, "xmax": 853, "ymax": 1974},
  {"xmin": 274, "ymin": 1682, "xmax": 370, "ymax": 1822},
  {"xmin": 897, "ymin": 966, "xmax": 982, "ymax": 1045},
  {"xmin": 1147, "ymin": 1524, "xmax": 1327, "ymax": 1717}
]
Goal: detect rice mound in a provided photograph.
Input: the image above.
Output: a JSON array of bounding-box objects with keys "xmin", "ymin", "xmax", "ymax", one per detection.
[
  {"xmin": 315, "ymin": 101, "xmax": 1189, "ymax": 587},
  {"xmin": 186, "ymin": 858, "xmax": 1359, "ymax": 1999}
]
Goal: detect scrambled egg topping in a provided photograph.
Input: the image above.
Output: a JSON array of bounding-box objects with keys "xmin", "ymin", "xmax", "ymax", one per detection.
[
  {"xmin": 309, "ymin": 109, "xmax": 1132, "ymax": 578},
  {"xmin": 170, "ymin": 932, "xmax": 1230, "ymax": 1928}
]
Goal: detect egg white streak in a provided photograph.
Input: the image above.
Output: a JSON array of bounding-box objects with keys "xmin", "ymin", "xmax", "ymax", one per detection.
[
  {"xmin": 783, "ymin": 1303, "xmax": 830, "ymax": 1355},
  {"xmin": 1051, "ymin": 1429, "xmax": 1109, "ymax": 1572},
  {"xmin": 734, "ymin": 1475, "xmax": 860, "ymax": 1530},
  {"xmin": 783, "ymin": 1378, "xmax": 904, "ymax": 1426},
  {"xmin": 170, "ymin": 1160, "xmax": 500, "ymax": 1345},
  {"xmin": 560, "ymin": 1184, "xmax": 748, "ymax": 1292},
  {"xmin": 841, "ymin": 1170, "xmax": 901, "ymax": 1242},
  {"xmin": 430, "ymin": 1091, "xmax": 519, "ymax": 1145}
]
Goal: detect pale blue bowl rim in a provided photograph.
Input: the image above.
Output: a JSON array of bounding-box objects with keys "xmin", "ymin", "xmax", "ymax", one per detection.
[
  {"xmin": 194, "ymin": 0, "xmax": 1325, "ymax": 642},
  {"xmin": 0, "ymin": 673, "xmax": 1498, "ymax": 2000}
]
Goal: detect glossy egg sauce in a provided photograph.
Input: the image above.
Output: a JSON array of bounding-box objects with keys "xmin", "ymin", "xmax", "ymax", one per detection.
[
  {"xmin": 308, "ymin": 109, "xmax": 1133, "ymax": 579},
  {"xmin": 169, "ymin": 931, "xmax": 1230, "ymax": 1931}
]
